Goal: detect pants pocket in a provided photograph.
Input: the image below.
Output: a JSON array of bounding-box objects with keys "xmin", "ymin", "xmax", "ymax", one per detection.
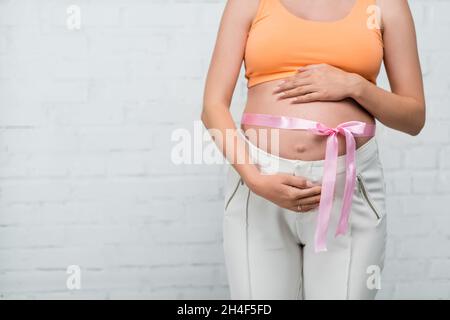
[
  {"xmin": 356, "ymin": 171, "xmax": 385, "ymax": 221},
  {"xmin": 225, "ymin": 176, "xmax": 243, "ymax": 211},
  {"xmin": 224, "ymin": 166, "xmax": 245, "ymax": 213}
]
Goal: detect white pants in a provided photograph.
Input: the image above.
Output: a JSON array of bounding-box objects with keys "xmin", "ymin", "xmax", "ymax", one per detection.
[{"xmin": 223, "ymin": 130, "xmax": 387, "ymax": 300}]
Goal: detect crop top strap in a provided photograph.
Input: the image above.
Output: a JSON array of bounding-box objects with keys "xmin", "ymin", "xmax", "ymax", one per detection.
[
  {"xmin": 361, "ymin": 0, "xmax": 384, "ymax": 34},
  {"xmin": 250, "ymin": 0, "xmax": 274, "ymax": 28}
]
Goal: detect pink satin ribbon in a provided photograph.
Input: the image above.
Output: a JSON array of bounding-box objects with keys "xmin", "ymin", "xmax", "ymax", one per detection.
[{"xmin": 241, "ymin": 112, "xmax": 376, "ymax": 253}]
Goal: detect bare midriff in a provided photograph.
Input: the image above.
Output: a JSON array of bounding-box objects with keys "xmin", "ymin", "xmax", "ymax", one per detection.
[{"xmin": 241, "ymin": 78, "xmax": 375, "ymax": 161}]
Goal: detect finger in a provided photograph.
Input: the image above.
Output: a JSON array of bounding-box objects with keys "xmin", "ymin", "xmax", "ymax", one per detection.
[
  {"xmin": 301, "ymin": 203, "xmax": 319, "ymax": 212},
  {"xmin": 274, "ymin": 74, "xmax": 301, "ymax": 89},
  {"xmin": 293, "ymin": 185, "xmax": 322, "ymax": 199},
  {"xmin": 272, "ymin": 78, "xmax": 296, "ymax": 94},
  {"xmin": 298, "ymin": 194, "xmax": 322, "ymax": 205},
  {"xmin": 282, "ymin": 175, "xmax": 311, "ymax": 189},
  {"xmin": 273, "ymin": 77, "xmax": 311, "ymax": 94},
  {"xmin": 290, "ymin": 203, "xmax": 318, "ymax": 213},
  {"xmin": 300, "ymin": 204, "xmax": 319, "ymax": 213},
  {"xmin": 292, "ymin": 92, "xmax": 323, "ymax": 104},
  {"xmin": 293, "ymin": 69, "xmax": 314, "ymax": 79},
  {"xmin": 277, "ymin": 85, "xmax": 316, "ymax": 100},
  {"xmin": 283, "ymin": 85, "xmax": 316, "ymax": 99}
]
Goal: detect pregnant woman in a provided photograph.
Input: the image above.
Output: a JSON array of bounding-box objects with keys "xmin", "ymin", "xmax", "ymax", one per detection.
[{"xmin": 201, "ymin": 0, "xmax": 425, "ymax": 299}]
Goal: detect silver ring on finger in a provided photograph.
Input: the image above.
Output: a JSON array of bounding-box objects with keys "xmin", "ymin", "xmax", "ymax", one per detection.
[{"xmin": 297, "ymin": 200, "xmax": 302, "ymax": 212}]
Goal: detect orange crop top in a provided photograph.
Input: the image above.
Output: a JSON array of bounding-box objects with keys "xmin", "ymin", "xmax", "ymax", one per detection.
[{"xmin": 244, "ymin": 0, "xmax": 384, "ymax": 88}]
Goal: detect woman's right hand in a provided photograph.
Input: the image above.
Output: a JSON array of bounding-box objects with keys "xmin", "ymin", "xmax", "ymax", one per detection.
[{"xmin": 247, "ymin": 173, "xmax": 322, "ymax": 213}]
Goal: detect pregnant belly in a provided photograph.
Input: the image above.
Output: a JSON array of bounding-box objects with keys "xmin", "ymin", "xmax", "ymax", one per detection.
[{"xmin": 241, "ymin": 79, "xmax": 376, "ymax": 161}]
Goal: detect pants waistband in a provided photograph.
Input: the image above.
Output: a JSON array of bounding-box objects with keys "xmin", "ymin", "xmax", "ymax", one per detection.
[{"xmin": 237, "ymin": 128, "xmax": 380, "ymax": 178}]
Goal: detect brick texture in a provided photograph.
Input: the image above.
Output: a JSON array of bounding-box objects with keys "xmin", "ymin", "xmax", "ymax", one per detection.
[{"xmin": 0, "ymin": 0, "xmax": 448, "ymax": 299}]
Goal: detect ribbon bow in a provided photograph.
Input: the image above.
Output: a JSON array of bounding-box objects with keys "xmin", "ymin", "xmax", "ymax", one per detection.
[
  {"xmin": 240, "ymin": 113, "xmax": 376, "ymax": 253},
  {"xmin": 307, "ymin": 121, "xmax": 375, "ymax": 252}
]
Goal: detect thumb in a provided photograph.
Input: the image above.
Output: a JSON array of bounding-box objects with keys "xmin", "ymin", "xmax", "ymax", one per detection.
[{"xmin": 282, "ymin": 174, "xmax": 315, "ymax": 189}]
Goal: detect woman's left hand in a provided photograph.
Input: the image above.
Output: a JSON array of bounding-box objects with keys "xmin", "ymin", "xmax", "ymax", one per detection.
[{"xmin": 273, "ymin": 63, "xmax": 361, "ymax": 103}]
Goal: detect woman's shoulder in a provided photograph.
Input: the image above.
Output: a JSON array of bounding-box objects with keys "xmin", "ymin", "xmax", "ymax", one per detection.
[
  {"xmin": 222, "ymin": 0, "xmax": 265, "ymax": 29},
  {"xmin": 377, "ymin": 0, "xmax": 414, "ymax": 32},
  {"xmin": 223, "ymin": 0, "xmax": 262, "ymax": 20}
]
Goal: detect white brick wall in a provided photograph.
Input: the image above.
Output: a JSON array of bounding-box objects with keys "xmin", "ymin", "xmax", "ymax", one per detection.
[{"xmin": 0, "ymin": 0, "xmax": 448, "ymax": 299}]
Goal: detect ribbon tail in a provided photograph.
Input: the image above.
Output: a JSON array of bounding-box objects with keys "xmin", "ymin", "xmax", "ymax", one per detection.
[
  {"xmin": 314, "ymin": 133, "xmax": 339, "ymax": 253},
  {"xmin": 336, "ymin": 130, "xmax": 357, "ymax": 237}
]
